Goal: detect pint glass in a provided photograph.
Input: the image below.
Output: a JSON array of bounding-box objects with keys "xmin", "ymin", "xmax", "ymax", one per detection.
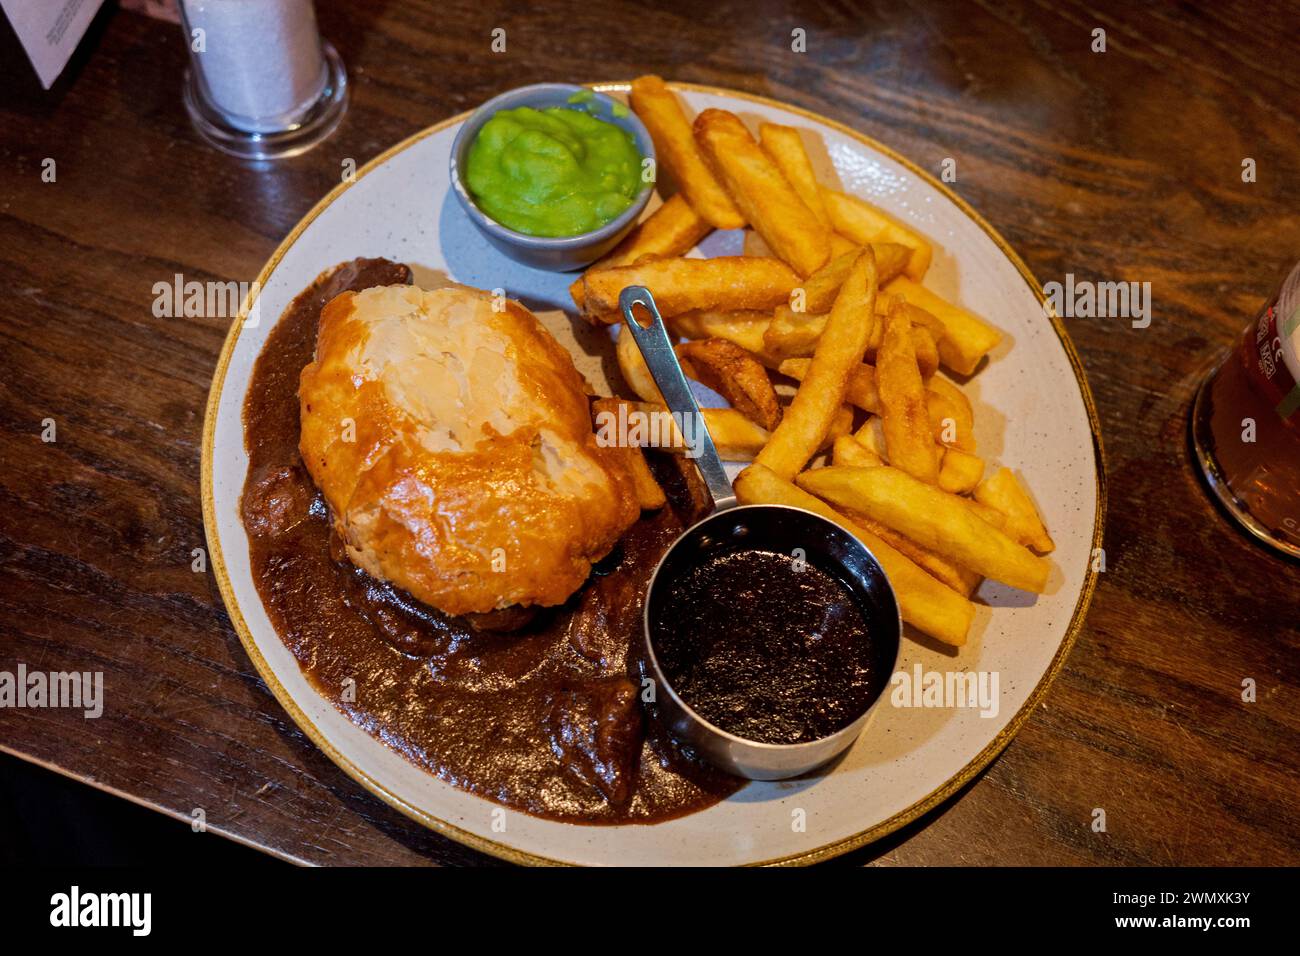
[{"xmin": 1190, "ymin": 260, "xmax": 1300, "ymax": 558}]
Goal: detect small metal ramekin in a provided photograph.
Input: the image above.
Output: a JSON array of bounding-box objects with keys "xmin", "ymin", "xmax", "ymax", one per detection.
[{"xmin": 449, "ymin": 83, "xmax": 656, "ymax": 272}]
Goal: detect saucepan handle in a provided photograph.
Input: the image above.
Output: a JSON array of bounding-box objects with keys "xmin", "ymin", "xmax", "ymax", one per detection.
[{"xmin": 618, "ymin": 286, "xmax": 736, "ymax": 512}]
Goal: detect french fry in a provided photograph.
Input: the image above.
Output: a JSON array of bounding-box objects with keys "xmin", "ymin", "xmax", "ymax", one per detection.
[
  {"xmin": 780, "ymin": 358, "xmax": 881, "ymax": 414},
  {"xmin": 824, "ymin": 403, "xmax": 855, "ymax": 444},
  {"xmin": 769, "ymin": 301, "xmax": 938, "ymax": 376},
  {"xmin": 616, "ymin": 325, "xmax": 664, "ymax": 403},
  {"xmin": 622, "ymin": 447, "xmax": 667, "ymax": 509},
  {"xmin": 592, "ymin": 399, "xmax": 669, "ymax": 509},
  {"xmin": 676, "ymin": 338, "xmax": 782, "ymax": 430},
  {"xmin": 754, "ymin": 247, "xmax": 878, "ymax": 479},
  {"xmin": 594, "ymin": 402, "xmax": 845, "ymax": 462},
  {"xmin": 704, "ymin": 411, "xmax": 770, "ymax": 460},
  {"xmin": 733, "ymin": 464, "xmax": 975, "ymax": 646},
  {"xmin": 869, "ymin": 325, "xmax": 937, "ymax": 378},
  {"xmin": 885, "ymin": 277, "xmax": 1001, "ymax": 376},
  {"xmin": 765, "ymin": 308, "xmax": 827, "ymax": 358},
  {"xmin": 800, "ymin": 455, "xmax": 977, "ymax": 594},
  {"xmin": 613, "ymin": 331, "xmax": 786, "ymax": 436},
  {"xmin": 793, "ymin": 243, "xmax": 911, "ymax": 315},
  {"xmin": 829, "ymin": 233, "xmax": 858, "ymax": 256},
  {"xmin": 629, "ymin": 75, "xmax": 744, "ymax": 229},
  {"xmin": 843, "ymin": 368, "xmax": 881, "ymax": 414},
  {"xmin": 702, "ymin": 410, "xmax": 770, "ymax": 460},
  {"xmin": 847, "ymin": 509, "xmax": 981, "ymax": 597},
  {"xmin": 668, "ymin": 309, "xmax": 774, "ymax": 360},
  {"xmin": 795, "ymin": 465, "xmax": 1051, "ymax": 593},
  {"xmin": 898, "ymin": 302, "xmax": 947, "ymax": 346},
  {"xmin": 757, "ymin": 122, "xmax": 830, "ymax": 227},
  {"xmin": 591, "ymin": 398, "xmax": 769, "ymax": 461},
  {"xmin": 855, "ymin": 415, "xmax": 888, "ymax": 459},
  {"xmin": 877, "ymin": 303, "xmax": 941, "ymax": 483},
  {"xmin": 938, "ymin": 446, "xmax": 985, "ymax": 495},
  {"xmin": 693, "ymin": 109, "xmax": 832, "ymax": 277},
  {"xmin": 833, "ymin": 434, "xmax": 883, "ymax": 468},
  {"xmin": 582, "ymin": 256, "xmax": 800, "ymax": 320},
  {"xmin": 967, "ymin": 499, "xmax": 1008, "ymax": 530},
  {"xmin": 593, "ymin": 398, "xmax": 682, "ymax": 453},
  {"xmin": 820, "ymin": 186, "xmax": 932, "ymax": 280},
  {"xmin": 975, "ymin": 468, "xmax": 1055, "ymax": 554},
  {"xmin": 794, "ymin": 252, "xmax": 854, "ymax": 315},
  {"xmin": 570, "ymin": 195, "xmax": 713, "ymax": 311},
  {"xmin": 926, "ymin": 375, "xmax": 976, "ymax": 451},
  {"xmin": 603, "ymin": 195, "xmax": 712, "ymax": 268},
  {"xmin": 908, "ymin": 325, "xmax": 938, "ymax": 381}
]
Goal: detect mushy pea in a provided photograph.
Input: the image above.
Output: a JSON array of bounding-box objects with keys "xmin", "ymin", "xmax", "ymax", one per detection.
[{"xmin": 465, "ymin": 106, "xmax": 644, "ymax": 237}]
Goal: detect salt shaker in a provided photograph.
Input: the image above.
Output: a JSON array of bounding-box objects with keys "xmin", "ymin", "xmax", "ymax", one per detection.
[{"xmin": 179, "ymin": 0, "xmax": 348, "ymax": 160}]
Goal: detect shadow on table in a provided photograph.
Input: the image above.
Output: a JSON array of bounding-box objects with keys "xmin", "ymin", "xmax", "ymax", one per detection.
[{"xmin": 0, "ymin": 751, "xmax": 282, "ymax": 867}]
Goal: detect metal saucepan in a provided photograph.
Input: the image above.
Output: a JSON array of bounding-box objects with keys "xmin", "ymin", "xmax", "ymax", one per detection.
[{"xmin": 619, "ymin": 285, "xmax": 902, "ymax": 780}]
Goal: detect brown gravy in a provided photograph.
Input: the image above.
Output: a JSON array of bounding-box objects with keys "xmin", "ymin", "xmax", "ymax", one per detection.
[{"xmin": 239, "ymin": 258, "xmax": 742, "ymax": 824}]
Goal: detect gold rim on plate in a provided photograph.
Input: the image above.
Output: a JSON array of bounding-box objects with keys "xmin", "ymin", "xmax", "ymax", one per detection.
[{"xmin": 201, "ymin": 81, "xmax": 1107, "ymax": 867}]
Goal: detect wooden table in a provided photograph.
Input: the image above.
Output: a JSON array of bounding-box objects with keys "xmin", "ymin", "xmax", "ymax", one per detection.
[{"xmin": 1, "ymin": 0, "xmax": 1296, "ymax": 866}]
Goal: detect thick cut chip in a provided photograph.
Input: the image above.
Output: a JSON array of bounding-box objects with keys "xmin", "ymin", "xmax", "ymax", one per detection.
[
  {"xmin": 733, "ymin": 464, "xmax": 975, "ymax": 646},
  {"xmin": 629, "ymin": 75, "xmax": 744, "ymax": 229},
  {"xmin": 753, "ymin": 248, "xmax": 878, "ymax": 479},
  {"xmin": 694, "ymin": 108, "xmax": 832, "ymax": 278},
  {"xmin": 796, "ymin": 465, "xmax": 1051, "ymax": 593},
  {"xmin": 582, "ymin": 256, "xmax": 800, "ymax": 321}
]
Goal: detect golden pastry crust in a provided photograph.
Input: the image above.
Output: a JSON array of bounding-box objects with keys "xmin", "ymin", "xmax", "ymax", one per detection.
[{"xmin": 298, "ymin": 284, "xmax": 638, "ymax": 616}]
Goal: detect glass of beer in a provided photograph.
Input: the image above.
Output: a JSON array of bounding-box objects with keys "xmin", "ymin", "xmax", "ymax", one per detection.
[{"xmin": 1190, "ymin": 260, "xmax": 1300, "ymax": 559}]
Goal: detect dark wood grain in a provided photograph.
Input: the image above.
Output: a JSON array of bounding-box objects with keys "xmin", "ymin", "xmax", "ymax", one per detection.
[{"xmin": 1, "ymin": 0, "xmax": 1297, "ymax": 866}]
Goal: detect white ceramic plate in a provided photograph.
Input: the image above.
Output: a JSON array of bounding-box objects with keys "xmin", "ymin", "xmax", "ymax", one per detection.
[{"xmin": 202, "ymin": 82, "xmax": 1104, "ymax": 866}]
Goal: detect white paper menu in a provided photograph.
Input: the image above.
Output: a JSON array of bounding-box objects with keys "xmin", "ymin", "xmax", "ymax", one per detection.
[{"xmin": 1, "ymin": 0, "xmax": 107, "ymax": 89}]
